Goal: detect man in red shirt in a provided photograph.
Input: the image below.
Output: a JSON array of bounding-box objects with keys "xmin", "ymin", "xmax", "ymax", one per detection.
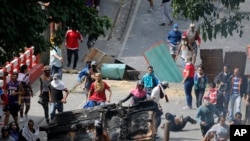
[{"xmin": 65, "ymin": 27, "xmax": 83, "ymax": 71}]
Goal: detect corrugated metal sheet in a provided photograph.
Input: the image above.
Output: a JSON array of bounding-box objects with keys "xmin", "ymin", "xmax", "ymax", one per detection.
[
  {"xmin": 200, "ymin": 49, "xmax": 223, "ymax": 83},
  {"xmin": 143, "ymin": 41, "xmax": 182, "ymax": 83}
]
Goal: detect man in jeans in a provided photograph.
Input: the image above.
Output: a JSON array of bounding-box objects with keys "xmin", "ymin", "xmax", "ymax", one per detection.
[
  {"xmin": 65, "ymin": 27, "xmax": 83, "ymax": 71},
  {"xmin": 228, "ymin": 68, "xmax": 242, "ymax": 121},
  {"xmin": 49, "ymin": 73, "xmax": 69, "ymax": 122}
]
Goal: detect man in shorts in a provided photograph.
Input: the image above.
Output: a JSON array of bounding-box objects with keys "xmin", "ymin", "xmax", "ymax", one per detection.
[{"xmin": 166, "ymin": 23, "xmax": 182, "ymax": 61}]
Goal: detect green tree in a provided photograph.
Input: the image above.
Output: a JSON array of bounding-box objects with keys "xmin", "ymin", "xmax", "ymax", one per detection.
[
  {"xmin": 0, "ymin": 0, "xmax": 111, "ymax": 65},
  {"xmin": 172, "ymin": 0, "xmax": 249, "ymax": 41}
]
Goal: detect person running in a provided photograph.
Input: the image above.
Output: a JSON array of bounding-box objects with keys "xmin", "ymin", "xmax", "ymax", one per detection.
[
  {"xmin": 77, "ymin": 60, "xmax": 91, "ymax": 85},
  {"xmin": 182, "ymin": 23, "xmax": 201, "ymax": 65},
  {"xmin": 194, "ymin": 65, "xmax": 208, "ymax": 108},
  {"xmin": 4, "ymin": 72, "xmax": 24, "ymax": 126},
  {"xmin": 18, "ymin": 65, "xmax": 33, "ymax": 122},
  {"xmin": 162, "ymin": 112, "xmax": 197, "ymax": 131},
  {"xmin": 84, "ymin": 73, "xmax": 112, "ymax": 108},
  {"xmin": 49, "ymin": 73, "xmax": 69, "ymax": 122},
  {"xmin": 38, "ymin": 65, "xmax": 52, "ymax": 124},
  {"xmin": 119, "ymin": 80, "xmax": 147, "ymax": 106},
  {"xmin": 195, "ymin": 95, "xmax": 220, "ymax": 137},
  {"xmin": 166, "ymin": 23, "xmax": 182, "ymax": 61}
]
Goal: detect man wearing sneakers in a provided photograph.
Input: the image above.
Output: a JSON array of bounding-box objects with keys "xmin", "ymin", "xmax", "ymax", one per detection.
[{"xmin": 160, "ymin": 0, "xmax": 173, "ymax": 26}]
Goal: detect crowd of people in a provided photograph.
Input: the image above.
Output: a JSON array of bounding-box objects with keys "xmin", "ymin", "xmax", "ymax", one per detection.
[{"xmin": 1, "ymin": 1, "xmax": 250, "ymax": 140}]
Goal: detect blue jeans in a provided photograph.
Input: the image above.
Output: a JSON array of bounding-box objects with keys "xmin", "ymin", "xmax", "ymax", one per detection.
[
  {"xmin": 228, "ymin": 94, "xmax": 241, "ymax": 120},
  {"xmin": 145, "ymin": 87, "xmax": 153, "ymax": 98},
  {"xmin": 194, "ymin": 88, "xmax": 205, "ymax": 108},
  {"xmin": 184, "ymin": 77, "xmax": 194, "ymax": 108},
  {"xmin": 50, "ymin": 102, "xmax": 63, "ymax": 121},
  {"xmin": 50, "ymin": 65, "xmax": 62, "ymax": 80}
]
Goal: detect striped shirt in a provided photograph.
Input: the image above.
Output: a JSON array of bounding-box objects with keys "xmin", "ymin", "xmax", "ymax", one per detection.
[{"xmin": 232, "ymin": 77, "xmax": 241, "ymax": 94}]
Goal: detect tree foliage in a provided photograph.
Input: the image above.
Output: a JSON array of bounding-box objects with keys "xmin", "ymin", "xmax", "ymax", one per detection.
[
  {"xmin": 172, "ymin": 0, "xmax": 249, "ymax": 41},
  {"xmin": 0, "ymin": 0, "xmax": 111, "ymax": 65}
]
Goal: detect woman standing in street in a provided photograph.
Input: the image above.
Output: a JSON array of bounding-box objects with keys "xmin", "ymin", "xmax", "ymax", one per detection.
[
  {"xmin": 194, "ymin": 65, "xmax": 208, "ymax": 108},
  {"xmin": 182, "ymin": 56, "xmax": 195, "ymax": 110}
]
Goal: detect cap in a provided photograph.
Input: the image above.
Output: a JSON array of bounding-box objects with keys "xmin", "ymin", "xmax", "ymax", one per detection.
[
  {"xmin": 173, "ymin": 23, "xmax": 178, "ymax": 29},
  {"xmin": 53, "ymin": 73, "xmax": 60, "ymax": 79},
  {"xmin": 161, "ymin": 81, "xmax": 169, "ymax": 89},
  {"xmin": 190, "ymin": 23, "xmax": 195, "ymax": 27},
  {"xmin": 42, "ymin": 65, "xmax": 50, "ymax": 71},
  {"xmin": 91, "ymin": 61, "xmax": 97, "ymax": 66}
]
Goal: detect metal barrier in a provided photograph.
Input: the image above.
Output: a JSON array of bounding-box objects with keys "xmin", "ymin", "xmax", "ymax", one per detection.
[{"xmin": 0, "ymin": 46, "xmax": 38, "ymax": 90}]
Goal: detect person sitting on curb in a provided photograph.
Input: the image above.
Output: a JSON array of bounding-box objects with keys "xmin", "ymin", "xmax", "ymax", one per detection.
[
  {"xmin": 161, "ymin": 112, "xmax": 197, "ymax": 131},
  {"xmin": 119, "ymin": 80, "xmax": 147, "ymax": 106}
]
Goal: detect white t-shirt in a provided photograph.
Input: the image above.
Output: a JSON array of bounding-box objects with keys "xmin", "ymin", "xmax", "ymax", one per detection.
[
  {"xmin": 151, "ymin": 84, "xmax": 164, "ymax": 104},
  {"xmin": 50, "ymin": 46, "xmax": 62, "ymax": 67}
]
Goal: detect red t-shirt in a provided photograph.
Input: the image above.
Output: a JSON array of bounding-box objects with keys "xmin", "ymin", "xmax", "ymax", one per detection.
[
  {"xmin": 89, "ymin": 81, "xmax": 110, "ymax": 102},
  {"xmin": 65, "ymin": 30, "xmax": 82, "ymax": 49},
  {"xmin": 183, "ymin": 63, "xmax": 195, "ymax": 78}
]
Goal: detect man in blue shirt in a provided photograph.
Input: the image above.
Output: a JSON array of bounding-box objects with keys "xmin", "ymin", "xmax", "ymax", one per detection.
[
  {"xmin": 77, "ymin": 61, "xmax": 91, "ymax": 85},
  {"xmin": 166, "ymin": 23, "xmax": 182, "ymax": 61}
]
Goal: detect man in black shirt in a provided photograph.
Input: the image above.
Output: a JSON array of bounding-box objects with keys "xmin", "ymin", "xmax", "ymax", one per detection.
[{"xmin": 49, "ymin": 73, "xmax": 69, "ymax": 122}]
